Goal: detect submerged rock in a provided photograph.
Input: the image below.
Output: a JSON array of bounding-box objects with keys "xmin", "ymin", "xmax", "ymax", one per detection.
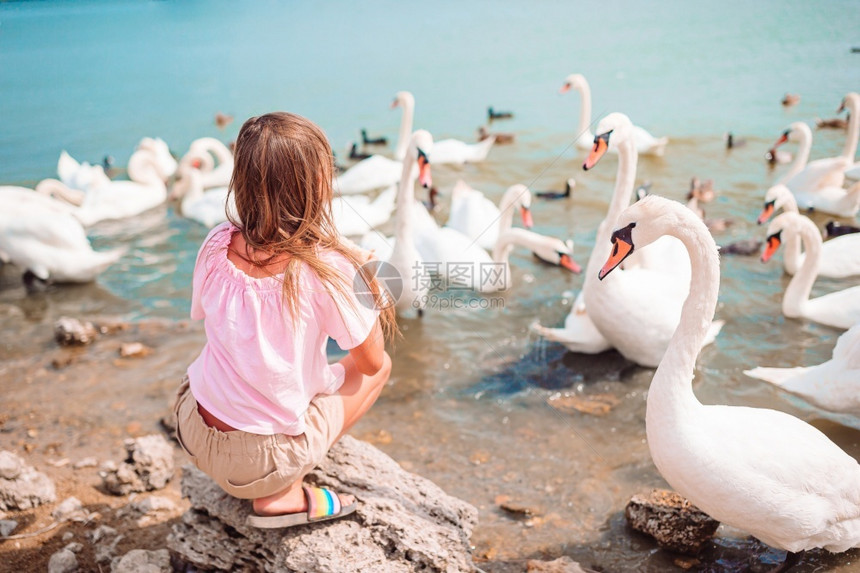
[
  {"xmin": 0, "ymin": 450, "xmax": 56, "ymax": 510},
  {"xmin": 102, "ymin": 435, "xmax": 174, "ymax": 495},
  {"xmin": 168, "ymin": 435, "xmax": 478, "ymax": 572},
  {"xmin": 625, "ymin": 489, "xmax": 719, "ymax": 555},
  {"xmin": 54, "ymin": 317, "xmax": 98, "ymax": 346}
]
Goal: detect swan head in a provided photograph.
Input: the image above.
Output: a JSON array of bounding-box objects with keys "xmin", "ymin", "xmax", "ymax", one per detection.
[
  {"xmin": 838, "ymin": 92, "xmax": 859, "ymax": 115},
  {"xmin": 542, "ymin": 238, "xmax": 581, "ymax": 274},
  {"xmin": 392, "ymin": 91, "xmax": 415, "ymax": 111},
  {"xmin": 502, "ymin": 184, "xmax": 534, "ymax": 228},
  {"xmin": 584, "ymin": 113, "xmax": 633, "ymax": 170},
  {"xmin": 761, "ymin": 218, "xmax": 787, "ymax": 263},
  {"xmin": 560, "ymin": 73, "xmax": 587, "ymax": 95},
  {"xmin": 775, "ymin": 122, "xmax": 811, "ymax": 148},
  {"xmin": 758, "ymin": 184, "xmax": 795, "ymax": 224},
  {"xmin": 598, "ymin": 195, "xmax": 696, "ymax": 280},
  {"xmin": 137, "ymin": 136, "xmax": 179, "ymax": 179},
  {"xmin": 407, "ymin": 130, "xmax": 433, "ymax": 188}
]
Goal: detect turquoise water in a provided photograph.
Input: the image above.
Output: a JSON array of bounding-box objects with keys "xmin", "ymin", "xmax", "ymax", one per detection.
[{"xmin": 2, "ymin": 2, "xmax": 860, "ymax": 571}]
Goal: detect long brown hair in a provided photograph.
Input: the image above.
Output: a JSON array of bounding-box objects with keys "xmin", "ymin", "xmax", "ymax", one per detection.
[{"xmin": 226, "ymin": 112, "xmax": 397, "ymax": 341}]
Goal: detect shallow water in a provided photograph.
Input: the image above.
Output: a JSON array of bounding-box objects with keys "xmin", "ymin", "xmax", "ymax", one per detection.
[{"xmin": 2, "ymin": 1, "xmax": 860, "ymax": 571}]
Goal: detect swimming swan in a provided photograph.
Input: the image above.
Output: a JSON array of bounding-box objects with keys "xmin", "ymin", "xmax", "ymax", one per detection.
[
  {"xmin": 762, "ymin": 211, "xmax": 860, "ymax": 330},
  {"xmin": 560, "ymin": 73, "xmax": 668, "ymax": 156}
]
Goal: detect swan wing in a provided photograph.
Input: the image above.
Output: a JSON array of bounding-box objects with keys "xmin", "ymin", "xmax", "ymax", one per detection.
[
  {"xmin": 819, "ymin": 235, "xmax": 860, "ymax": 278},
  {"xmin": 531, "ymin": 292, "xmax": 612, "ymax": 354},
  {"xmin": 661, "ymin": 405, "xmax": 860, "ymax": 552},
  {"xmin": 803, "ymin": 286, "xmax": 860, "ymax": 330},
  {"xmin": 334, "ymin": 155, "xmax": 402, "ymax": 195},
  {"xmin": 785, "ymin": 157, "xmax": 848, "ymax": 194}
]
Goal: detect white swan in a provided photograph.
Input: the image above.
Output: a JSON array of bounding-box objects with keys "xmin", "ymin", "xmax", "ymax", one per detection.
[
  {"xmin": 332, "ymin": 184, "xmax": 397, "ymax": 237},
  {"xmin": 778, "ymin": 93, "xmax": 860, "ymax": 197},
  {"xmin": 560, "ymin": 73, "xmax": 669, "ymax": 156},
  {"xmin": 485, "ymin": 228, "xmax": 579, "ymax": 292},
  {"xmin": 758, "ymin": 184, "xmax": 860, "ymax": 278},
  {"xmin": 762, "ymin": 211, "xmax": 860, "ymax": 330},
  {"xmin": 0, "ymin": 203, "xmax": 123, "ymax": 286},
  {"xmin": 444, "ymin": 181, "xmax": 534, "ymax": 250},
  {"xmin": 171, "ymin": 157, "xmax": 237, "ymax": 228},
  {"xmin": 391, "ymin": 90, "xmax": 494, "ymax": 165},
  {"xmin": 744, "ymin": 323, "xmax": 860, "ymax": 416},
  {"xmin": 57, "ymin": 150, "xmax": 110, "ymax": 191},
  {"xmin": 334, "ymin": 91, "xmax": 414, "ymax": 195},
  {"xmin": 600, "ymin": 193, "xmax": 860, "ymax": 559},
  {"xmin": 176, "ymin": 137, "xmax": 233, "ymax": 191},
  {"xmin": 532, "ymin": 113, "xmax": 718, "ymax": 367},
  {"xmin": 37, "ymin": 144, "xmax": 173, "ymax": 226}
]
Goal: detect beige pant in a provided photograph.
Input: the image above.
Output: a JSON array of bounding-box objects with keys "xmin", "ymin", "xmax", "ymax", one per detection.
[{"xmin": 173, "ymin": 377, "xmax": 344, "ymax": 499}]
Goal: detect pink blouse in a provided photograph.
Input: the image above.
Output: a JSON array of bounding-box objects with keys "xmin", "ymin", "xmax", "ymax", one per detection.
[{"xmin": 186, "ymin": 222, "xmax": 379, "ymax": 435}]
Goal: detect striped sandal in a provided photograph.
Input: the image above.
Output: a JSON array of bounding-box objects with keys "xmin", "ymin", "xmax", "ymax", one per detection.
[{"xmin": 246, "ymin": 485, "xmax": 357, "ymax": 529}]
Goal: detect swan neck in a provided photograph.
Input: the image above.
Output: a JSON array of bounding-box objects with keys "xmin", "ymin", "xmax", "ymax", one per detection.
[
  {"xmin": 35, "ymin": 179, "xmax": 85, "ymax": 206},
  {"xmin": 783, "ymin": 218, "xmax": 821, "ymax": 317},
  {"xmin": 395, "ymin": 99, "xmax": 415, "ymax": 161},
  {"xmin": 394, "ymin": 159, "xmax": 416, "ymax": 244},
  {"xmin": 496, "ymin": 188, "xmax": 521, "ymax": 236},
  {"xmin": 647, "ymin": 218, "xmax": 718, "ymax": 426},
  {"xmin": 588, "ymin": 139, "xmax": 637, "ymax": 276},
  {"xmin": 577, "ymin": 83, "xmax": 592, "ymax": 138},
  {"xmin": 841, "ymin": 102, "xmax": 860, "ymax": 161},
  {"xmin": 127, "ymin": 150, "xmax": 161, "ymax": 185},
  {"xmin": 784, "ymin": 129, "xmax": 812, "ymax": 181}
]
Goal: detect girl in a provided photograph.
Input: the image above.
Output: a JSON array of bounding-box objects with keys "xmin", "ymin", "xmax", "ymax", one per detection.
[{"xmin": 174, "ymin": 112, "xmax": 396, "ymax": 528}]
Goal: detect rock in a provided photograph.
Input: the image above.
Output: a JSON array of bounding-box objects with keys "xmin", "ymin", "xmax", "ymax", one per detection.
[
  {"xmin": 119, "ymin": 342, "xmax": 152, "ymax": 358},
  {"xmin": 90, "ymin": 525, "xmax": 123, "ymax": 565},
  {"xmin": 119, "ymin": 495, "xmax": 178, "ymax": 526},
  {"xmin": 54, "ymin": 317, "xmax": 98, "ymax": 346},
  {"xmin": 74, "ymin": 457, "xmax": 99, "ymax": 469},
  {"xmin": 52, "ymin": 497, "xmax": 89, "ymax": 522},
  {"xmin": 111, "ymin": 548, "xmax": 171, "ymax": 573},
  {"xmin": 625, "ymin": 489, "xmax": 720, "ymax": 555},
  {"xmin": 168, "ymin": 435, "xmax": 478, "ymax": 573},
  {"xmin": 0, "ymin": 450, "xmax": 56, "ymax": 510},
  {"xmin": 527, "ymin": 556, "xmax": 596, "ymax": 572},
  {"xmin": 547, "ymin": 392, "xmax": 620, "ymax": 416},
  {"xmin": 0, "ymin": 519, "xmax": 18, "ymax": 537},
  {"xmin": 48, "ymin": 548, "xmax": 78, "ymax": 573},
  {"xmin": 102, "ymin": 435, "xmax": 174, "ymax": 495},
  {"xmin": 64, "ymin": 541, "xmax": 84, "ymax": 553}
]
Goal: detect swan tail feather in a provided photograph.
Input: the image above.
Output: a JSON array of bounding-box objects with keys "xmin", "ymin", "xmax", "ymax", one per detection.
[
  {"xmin": 702, "ymin": 319, "xmax": 724, "ymax": 347},
  {"xmin": 650, "ymin": 137, "xmax": 670, "ymax": 157},
  {"xmin": 530, "ymin": 320, "xmax": 612, "ymax": 354},
  {"xmin": 743, "ymin": 366, "xmax": 810, "ymax": 386}
]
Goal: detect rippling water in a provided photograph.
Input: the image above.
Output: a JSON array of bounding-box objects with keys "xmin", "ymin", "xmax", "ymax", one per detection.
[{"xmin": 2, "ymin": 1, "xmax": 860, "ymax": 570}]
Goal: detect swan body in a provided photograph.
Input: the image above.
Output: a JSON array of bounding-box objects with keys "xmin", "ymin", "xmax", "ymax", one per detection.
[
  {"xmin": 359, "ymin": 199, "xmax": 438, "ymax": 264},
  {"xmin": 0, "ymin": 203, "xmax": 123, "ymax": 283},
  {"xmin": 57, "ymin": 150, "xmax": 110, "ymax": 191},
  {"xmin": 445, "ymin": 181, "xmax": 533, "ymax": 250},
  {"xmin": 601, "ymin": 193, "xmax": 860, "ymax": 555},
  {"xmin": 172, "ymin": 159, "xmax": 237, "ymax": 228},
  {"xmin": 560, "ymin": 74, "xmax": 669, "ymax": 156},
  {"xmin": 763, "ymin": 212, "xmax": 860, "ymax": 330},
  {"xmin": 332, "ymin": 184, "xmax": 397, "ymax": 237},
  {"xmin": 37, "ymin": 145, "xmax": 172, "ymax": 226},
  {"xmin": 744, "ymin": 323, "xmax": 860, "ymax": 416},
  {"xmin": 533, "ymin": 113, "xmax": 717, "ymax": 367},
  {"xmin": 759, "ymin": 185, "xmax": 860, "ymax": 278},
  {"xmin": 335, "ymin": 91, "xmax": 415, "ymax": 195},
  {"xmin": 430, "ymin": 135, "xmax": 495, "ymax": 165}
]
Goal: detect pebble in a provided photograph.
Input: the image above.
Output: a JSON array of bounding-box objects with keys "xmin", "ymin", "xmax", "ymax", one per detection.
[
  {"xmin": 47, "ymin": 548, "xmax": 78, "ymax": 573},
  {"xmin": 119, "ymin": 342, "xmax": 152, "ymax": 358},
  {"xmin": 54, "ymin": 317, "xmax": 98, "ymax": 346},
  {"xmin": 0, "ymin": 519, "xmax": 18, "ymax": 537}
]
